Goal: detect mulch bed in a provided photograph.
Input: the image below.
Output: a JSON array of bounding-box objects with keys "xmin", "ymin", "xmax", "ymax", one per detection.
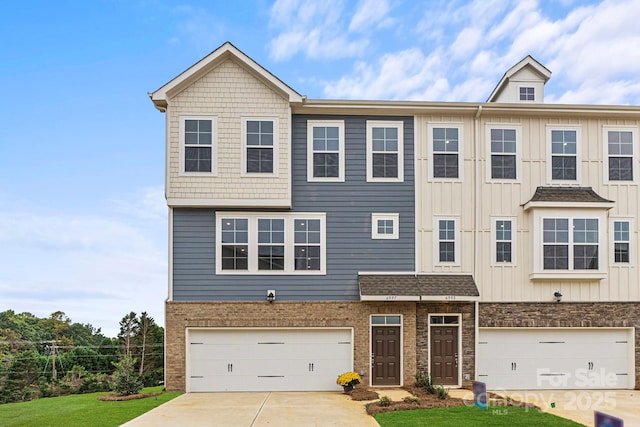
[
  {"xmin": 97, "ymin": 392, "xmax": 161, "ymax": 401},
  {"xmin": 348, "ymin": 385, "xmax": 539, "ymax": 416}
]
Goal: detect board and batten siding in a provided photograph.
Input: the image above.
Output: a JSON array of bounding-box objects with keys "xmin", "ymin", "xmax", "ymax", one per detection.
[
  {"xmin": 475, "ymin": 115, "xmax": 640, "ymax": 302},
  {"xmin": 171, "ymin": 115, "xmax": 415, "ymax": 301}
]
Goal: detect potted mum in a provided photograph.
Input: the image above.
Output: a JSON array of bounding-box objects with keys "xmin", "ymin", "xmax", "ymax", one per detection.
[{"xmin": 336, "ymin": 371, "xmax": 361, "ymax": 392}]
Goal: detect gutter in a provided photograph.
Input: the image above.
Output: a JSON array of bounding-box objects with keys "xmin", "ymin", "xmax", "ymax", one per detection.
[{"xmin": 473, "ymin": 105, "xmax": 482, "ymax": 383}]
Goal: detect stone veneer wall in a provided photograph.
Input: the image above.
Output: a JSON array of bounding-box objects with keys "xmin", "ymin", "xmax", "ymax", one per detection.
[
  {"xmin": 415, "ymin": 302, "xmax": 476, "ymax": 384},
  {"xmin": 480, "ymin": 302, "xmax": 640, "ymax": 390},
  {"xmin": 165, "ymin": 301, "xmax": 417, "ymax": 392}
]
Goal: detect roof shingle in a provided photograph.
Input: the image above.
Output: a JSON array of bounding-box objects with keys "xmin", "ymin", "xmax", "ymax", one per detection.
[
  {"xmin": 359, "ymin": 274, "xmax": 479, "ymax": 298},
  {"xmin": 528, "ymin": 187, "xmax": 612, "ymax": 203}
]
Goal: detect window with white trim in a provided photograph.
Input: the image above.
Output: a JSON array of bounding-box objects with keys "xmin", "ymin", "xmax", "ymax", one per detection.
[
  {"xmin": 243, "ymin": 118, "xmax": 276, "ymax": 174},
  {"xmin": 613, "ymin": 220, "xmax": 631, "ymax": 264},
  {"xmin": 294, "ymin": 218, "xmax": 322, "ymax": 271},
  {"xmin": 181, "ymin": 117, "xmax": 215, "ymax": 174},
  {"xmin": 220, "ymin": 218, "xmax": 248, "ymax": 270},
  {"xmin": 216, "ymin": 213, "xmax": 326, "ymax": 274},
  {"xmin": 366, "ymin": 121, "xmax": 404, "ymax": 182},
  {"xmin": 606, "ymin": 128, "xmax": 635, "ymax": 182},
  {"xmin": 492, "ymin": 219, "xmax": 514, "ymax": 264},
  {"xmin": 307, "ymin": 120, "xmax": 345, "ymax": 182},
  {"xmin": 258, "ymin": 219, "xmax": 284, "ymax": 270},
  {"xmin": 488, "ymin": 126, "xmax": 519, "ymax": 180},
  {"xmin": 519, "ymin": 87, "xmax": 535, "ymax": 101},
  {"xmin": 542, "ymin": 217, "xmax": 599, "ymax": 271},
  {"xmin": 371, "ymin": 213, "xmax": 399, "ymax": 239},
  {"xmin": 429, "ymin": 124, "xmax": 462, "ymax": 179},
  {"xmin": 434, "ymin": 217, "xmax": 459, "ymax": 265},
  {"xmin": 548, "ymin": 128, "xmax": 578, "ymax": 181}
]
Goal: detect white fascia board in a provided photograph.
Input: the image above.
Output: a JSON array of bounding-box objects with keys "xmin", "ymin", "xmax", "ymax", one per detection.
[
  {"xmin": 420, "ymin": 295, "xmax": 480, "ymax": 302},
  {"xmin": 360, "ymin": 295, "xmax": 420, "ymax": 301},
  {"xmin": 358, "ymin": 271, "xmax": 417, "ymax": 276},
  {"xmin": 523, "ymin": 201, "xmax": 615, "ymax": 211},
  {"xmin": 151, "ymin": 42, "xmax": 302, "ymax": 106},
  {"xmin": 167, "ymin": 198, "xmax": 292, "ymax": 208}
]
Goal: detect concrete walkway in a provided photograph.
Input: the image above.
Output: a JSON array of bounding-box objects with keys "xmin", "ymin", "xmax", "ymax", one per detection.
[
  {"xmin": 122, "ymin": 388, "xmax": 639, "ymax": 427},
  {"xmin": 121, "ymin": 391, "xmax": 379, "ymax": 427}
]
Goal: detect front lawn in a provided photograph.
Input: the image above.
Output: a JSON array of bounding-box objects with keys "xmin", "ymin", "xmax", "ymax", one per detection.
[
  {"xmin": 375, "ymin": 405, "xmax": 584, "ymax": 427},
  {"xmin": 0, "ymin": 386, "xmax": 182, "ymax": 427}
]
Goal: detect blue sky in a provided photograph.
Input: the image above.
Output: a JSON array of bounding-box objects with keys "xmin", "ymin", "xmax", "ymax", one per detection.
[{"xmin": 2, "ymin": 0, "xmax": 640, "ymax": 337}]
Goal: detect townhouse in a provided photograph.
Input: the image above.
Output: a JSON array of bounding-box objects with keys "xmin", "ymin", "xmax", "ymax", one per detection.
[{"xmin": 150, "ymin": 42, "xmax": 640, "ymax": 392}]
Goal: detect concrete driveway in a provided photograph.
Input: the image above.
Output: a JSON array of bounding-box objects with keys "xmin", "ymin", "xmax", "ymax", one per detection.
[
  {"xmin": 499, "ymin": 389, "xmax": 640, "ymax": 427},
  {"xmin": 120, "ymin": 391, "xmax": 378, "ymax": 427}
]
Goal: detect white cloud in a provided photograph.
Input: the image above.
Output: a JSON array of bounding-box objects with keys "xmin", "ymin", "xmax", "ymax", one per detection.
[
  {"xmin": 349, "ymin": 0, "xmax": 392, "ymax": 32},
  {"xmin": 323, "ymin": 48, "xmax": 448, "ymax": 100},
  {"xmin": 318, "ymin": 0, "xmax": 640, "ymax": 104},
  {"xmin": 0, "ymin": 186, "xmax": 167, "ymax": 338},
  {"xmin": 268, "ymin": 0, "xmax": 379, "ymax": 61}
]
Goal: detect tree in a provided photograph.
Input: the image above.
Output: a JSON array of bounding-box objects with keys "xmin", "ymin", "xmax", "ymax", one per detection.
[
  {"xmin": 118, "ymin": 312, "xmax": 139, "ymax": 357},
  {"xmin": 110, "ymin": 355, "xmax": 143, "ymax": 396},
  {"xmin": 0, "ymin": 350, "xmax": 43, "ymax": 403}
]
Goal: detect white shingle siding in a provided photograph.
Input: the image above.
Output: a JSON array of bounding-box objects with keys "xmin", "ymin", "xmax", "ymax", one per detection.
[{"xmin": 166, "ymin": 59, "xmax": 291, "ymax": 205}]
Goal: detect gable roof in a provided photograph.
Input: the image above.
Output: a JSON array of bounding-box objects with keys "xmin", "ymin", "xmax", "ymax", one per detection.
[
  {"xmin": 149, "ymin": 41, "xmax": 303, "ymax": 111},
  {"xmin": 359, "ymin": 274, "xmax": 479, "ymax": 301},
  {"xmin": 487, "ymin": 55, "xmax": 552, "ymax": 102}
]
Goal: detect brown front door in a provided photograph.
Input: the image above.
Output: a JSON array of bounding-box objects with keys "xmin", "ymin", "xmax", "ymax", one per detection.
[
  {"xmin": 431, "ymin": 326, "xmax": 458, "ymax": 385},
  {"xmin": 371, "ymin": 326, "xmax": 401, "ymax": 385}
]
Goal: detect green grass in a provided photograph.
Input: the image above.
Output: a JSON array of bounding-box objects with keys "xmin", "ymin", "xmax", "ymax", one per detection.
[
  {"xmin": 375, "ymin": 405, "xmax": 585, "ymax": 427},
  {"xmin": 0, "ymin": 386, "xmax": 183, "ymax": 427}
]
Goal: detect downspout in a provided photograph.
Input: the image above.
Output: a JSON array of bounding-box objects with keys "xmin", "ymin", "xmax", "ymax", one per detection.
[{"xmin": 473, "ymin": 105, "xmax": 483, "ymax": 382}]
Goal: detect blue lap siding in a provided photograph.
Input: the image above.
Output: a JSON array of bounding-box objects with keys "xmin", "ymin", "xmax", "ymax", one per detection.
[{"xmin": 171, "ymin": 115, "xmax": 415, "ymax": 301}]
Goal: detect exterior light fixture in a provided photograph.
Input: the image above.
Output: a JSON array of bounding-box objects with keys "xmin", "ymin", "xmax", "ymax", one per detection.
[
  {"xmin": 554, "ymin": 291, "xmax": 563, "ymax": 303},
  {"xmin": 267, "ymin": 290, "xmax": 276, "ymax": 303}
]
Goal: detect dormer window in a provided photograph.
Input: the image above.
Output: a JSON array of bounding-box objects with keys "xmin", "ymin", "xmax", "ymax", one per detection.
[{"xmin": 519, "ymin": 87, "xmax": 535, "ymax": 101}]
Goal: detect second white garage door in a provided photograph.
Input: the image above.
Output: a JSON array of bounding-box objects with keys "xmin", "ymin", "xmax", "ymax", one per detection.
[
  {"xmin": 187, "ymin": 328, "xmax": 353, "ymax": 392},
  {"xmin": 477, "ymin": 328, "xmax": 634, "ymax": 390}
]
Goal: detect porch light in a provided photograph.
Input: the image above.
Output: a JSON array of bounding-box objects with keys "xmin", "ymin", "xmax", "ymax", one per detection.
[
  {"xmin": 267, "ymin": 290, "xmax": 276, "ymax": 303},
  {"xmin": 554, "ymin": 291, "xmax": 563, "ymax": 303}
]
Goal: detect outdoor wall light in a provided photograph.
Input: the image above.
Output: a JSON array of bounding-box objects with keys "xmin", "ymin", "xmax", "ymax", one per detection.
[
  {"xmin": 267, "ymin": 290, "xmax": 276, "ymax": 303},
  {"xmin": 554, "ymin": 291, "xmax": 563, "ymax": 303}
]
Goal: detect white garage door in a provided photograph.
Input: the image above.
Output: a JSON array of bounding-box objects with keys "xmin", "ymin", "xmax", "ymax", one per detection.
[
  {"xmin": 477, "ymin": 328, "xmax": 634, "ymax": 390},
  {"xmin": 187, "ymin": 328, "xmax": 353, "ymax": 392}
]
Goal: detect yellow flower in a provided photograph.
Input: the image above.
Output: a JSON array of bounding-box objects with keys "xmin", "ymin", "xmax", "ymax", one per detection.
[{"xmin": 336, "ymin": 371, "xmax": 362, "ymax": 387}]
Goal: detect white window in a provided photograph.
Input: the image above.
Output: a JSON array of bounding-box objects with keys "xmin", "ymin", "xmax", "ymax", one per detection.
[
  {"xmin": 434, "ymin": 217, "xmax": 459, "ymax": 265},
  {"xmin": 491, "ymin": 218, "xmax": 515, "ymax": 265},
  {"xmin": 242, "ymin": 118, "xmax": 277, "ymax": 175},
  {"xmin": 220, "ymin": 218, "xmax": 248, "ymax": 270},
  {"xmin": 612, "ymin": 219, "xmax": 632, "ymax": 264},
  {"xmin": 371, "ymin": 213, "xmax": 399, "ymax": 239},
  {"xmin": 307, "ymin": 120, "xmax": 345, "ymax": 182},
  {"xmin": 366, "ymin": 121, "xmax": 404, "ymax": 182},
  {"xmin": 487, "ymin": 125, "xmax": 520, "ymax": 181},
  {"xmin": 257, "ymin": 219, "xmax": 284, "ymax": 270},
  {"xmin": 216, "ymin": 213, "xmax": 326, "ymax": 275},
  {"xmin": 519, "ymin": 87, "xmax": 535, "ymax": 101},
  {"xmin": 604, "ymin": 126, "xmax": 637, "ymax": 183},
  {"xmin": 547, "ymin": 126, "xmax": 580, "ymax": 182},
  {"xmin": 529, "ymin": 209, "xmax": 608, "ymax": 279},
  {"xmin": 428, "ymin": 124, "xmax": 463, "ymax": 180},
  {"xmin": 180, "ymin": 116, "xmax": 216, "ymax": 175},
  {"xmin": 294, "ymin": 218, "xmax": 322, "ymax": 271}
]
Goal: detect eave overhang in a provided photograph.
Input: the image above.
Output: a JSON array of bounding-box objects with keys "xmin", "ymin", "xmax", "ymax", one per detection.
[
  {"xmin": 149, "ymin": 41, "xmax": 303, "ymax": 112},
  {"xmin": 523, "ymin": 187, "xmax": 615, "ymax": 211},
  {"xmin": 359, "ymin": 273, "xmax": 480, "ymax": 302}
]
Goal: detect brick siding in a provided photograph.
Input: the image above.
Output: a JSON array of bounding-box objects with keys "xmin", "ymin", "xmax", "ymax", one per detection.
[
  {"xmin": 165, "ymin": 301, "xmax": 417, "ymax": 392},
  {"xmin": 480, "ymin": 302, "xmax": 640, "ymax": 389}
]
